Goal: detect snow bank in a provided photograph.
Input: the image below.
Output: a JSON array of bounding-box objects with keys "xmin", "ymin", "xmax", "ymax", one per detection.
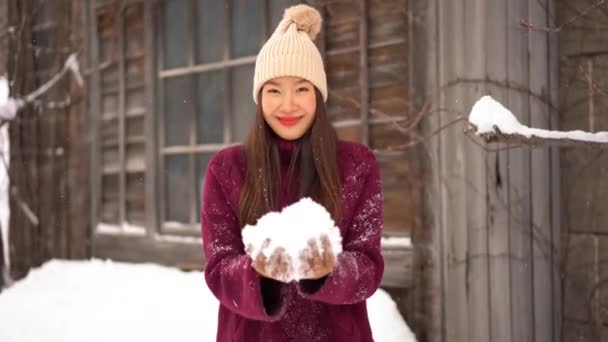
[{"xmin": 0, "ymin": 259, "xmax": 417, "ymax": 342}]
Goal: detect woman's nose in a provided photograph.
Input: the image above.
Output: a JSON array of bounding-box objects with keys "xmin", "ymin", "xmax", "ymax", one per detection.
[{"xmin": 281, "ymin": 93, "xmax": 296, "ymax": 112}]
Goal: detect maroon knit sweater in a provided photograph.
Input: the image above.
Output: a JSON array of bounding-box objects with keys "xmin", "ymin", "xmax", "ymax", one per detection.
[{"xmin": 201, "ymin": 139, "xmax": 384, "ymax": 342}]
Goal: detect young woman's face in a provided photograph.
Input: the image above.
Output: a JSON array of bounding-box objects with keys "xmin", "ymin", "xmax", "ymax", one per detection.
[{"xmin": 260, "ymin": 76, "xmax": 317, "ymax": 141}]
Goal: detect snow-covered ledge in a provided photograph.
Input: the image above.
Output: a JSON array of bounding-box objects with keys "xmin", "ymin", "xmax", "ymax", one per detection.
[{"xmin": 467, "ymin": 95, "xmax": 608, "ymax": 148}]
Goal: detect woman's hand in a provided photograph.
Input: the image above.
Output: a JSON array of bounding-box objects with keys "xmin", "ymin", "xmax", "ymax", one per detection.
[
  {"xmin": 246, "ymin": 238, "xmax": 294, "ymax": 283},
  {"xmin": 298, "ymin": 234, "xmax": 336, "ymax": 280}
]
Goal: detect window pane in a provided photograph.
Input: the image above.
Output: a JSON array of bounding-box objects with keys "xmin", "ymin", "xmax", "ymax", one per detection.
[
  {"xmin": 231, "ymin": 65, "xmax": 255, "ymax": 142},
  {"xmin": 163, "ymin": 0, "xmax": 190, "ymax": 69},
  {"xmin": 126, "ymin": 172, "xmax": 145, "ymax": 226},
  {"xmin": 196, "ymin": 153, "xmax": 214, "ymax": 222},
  {"xmin": 197, "ymin": 71, "xmax": 224, "ymax": 144},
  {"xmin": 101, "ymin": 174, "xmax": 119, "ymax": 224},
  {"xmin": 230, "ymin": 0, "xmax": 262, "ymax": 58},
  {"xmin": 164, "ymin": 76, "xmax": 193, "ymax": 146},
  {"xmin": 165, "ymin": 154, "xmax": 190, "ymax": 224},
  {"xmin": 197, "ymin": 0, "xmax": 224, "ymax": 63}
]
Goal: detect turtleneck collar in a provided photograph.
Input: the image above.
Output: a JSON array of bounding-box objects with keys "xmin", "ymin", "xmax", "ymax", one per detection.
[{"xmin": 273, "ymin": 136, "xmax": 299, "ymax": 163}]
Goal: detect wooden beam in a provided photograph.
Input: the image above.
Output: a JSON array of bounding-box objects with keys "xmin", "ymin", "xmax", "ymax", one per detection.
[
  {"xmin": 157, "ymin": 0, "xmax": 167, "ymax": 232},
  {"xmin": 223, "ymin": 1, "xmax": 233, "ymax": 143},
  {"xmin": 143, "ymin": 0, "xmax": 159, "ymax": 237},
  {"xmin": 89, "ymin": 1, "xmax": 101, "ymax": 250},
  {"xmin": 161, "ymin": 142, "xmax": 237, "ymax": 155},
  {"xmin": 118, "ymin": 5, "xmax": 127, "ymax": 228},
  {"xmin": 94, "ymin": 234, "xmax": 414, "ymax": 289},
  {"xmin": 359, "ymin": 0, "xmax": 369, "ymax": 146},
  {"xmin": 159, "ymin": 55, "xmax": 257, "ymax": 79}
]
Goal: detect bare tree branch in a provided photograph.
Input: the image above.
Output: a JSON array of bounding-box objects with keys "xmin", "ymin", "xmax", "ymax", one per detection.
[
  {"xmin": 444, "ymin": 77, "xmax": 558, "ymax": 112},
  {"xmin": 0, "ymin": 53, "xmax": 83, "ymax": 124},
  {"xmin": 0, "ymin": 151, "xmax": 38, "ymax": 227},
  {"xmin": 521, "ymin": 0, "xmax": 608, "ymax": 32},
  {"xmin": 383, "ymin": 115, "xmax": 468, "ymax": 151},
  {"xmin": 467, "ymin": 123, "xmax": 608, "ymax": 148}
]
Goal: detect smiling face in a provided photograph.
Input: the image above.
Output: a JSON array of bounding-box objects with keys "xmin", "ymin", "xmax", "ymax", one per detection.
[{"xmin": 260, "ymin": 76, "xmax": 317, "ymax": 141}]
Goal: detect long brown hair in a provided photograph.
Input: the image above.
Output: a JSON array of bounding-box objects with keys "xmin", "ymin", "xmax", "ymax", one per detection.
[{"xmin": 238, "ymin": 89, "xmax": 342, "ymax": 227}]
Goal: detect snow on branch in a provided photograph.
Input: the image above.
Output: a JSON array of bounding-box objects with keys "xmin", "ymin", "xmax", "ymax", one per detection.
[
  {"xmin": 0, "ymin": 53, "xmax": 83, "ymax": 122},
  {"xmin": 467, "ymin": 96, "xmax": 608, "ymax": 148}
]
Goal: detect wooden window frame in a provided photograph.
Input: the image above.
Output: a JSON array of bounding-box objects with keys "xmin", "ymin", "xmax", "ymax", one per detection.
[
  {"xmin": 89, "ymin": 0, "xmax": 412, "ymax": 240},
  {"xmin": 86, "ymin": 0, "xmax": 411, "ymax": 289},
  {"xmin": 156, "ymin": 0, "xmax": 279, "ymax": 236},
  {"xmin": 319, "ymin": 0, "xmax": 410, "ymax": 237},
  {"xmin": 89, "ymin": 1, "xmax": 150, "ymax": 238}
]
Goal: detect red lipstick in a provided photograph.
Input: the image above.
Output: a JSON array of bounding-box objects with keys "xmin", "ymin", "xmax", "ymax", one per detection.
[{"xmin": 278, "ymin": 116, "xmax": 302, "ymax": 127}]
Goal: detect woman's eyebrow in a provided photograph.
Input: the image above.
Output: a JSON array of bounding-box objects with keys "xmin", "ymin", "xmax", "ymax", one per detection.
[{"xmin": 265, "ymin": 80, "xmax": 309, "ymax": 87}]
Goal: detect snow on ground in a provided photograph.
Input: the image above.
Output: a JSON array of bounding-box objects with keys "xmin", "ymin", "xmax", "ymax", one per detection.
[
  {"xmin": 0, "ymin": 259, "xmax": 417, "ymax": 342},
  {"xmin": 469, "ymin": 95, "xmax": 608, "ymax": 143}
]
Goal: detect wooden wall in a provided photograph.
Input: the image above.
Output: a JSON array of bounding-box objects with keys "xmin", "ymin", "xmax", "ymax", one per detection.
[
  {"xmin": 319, "ymin": 0, "xmax": 416, "ymax": 320},
  {"xmin": 4, "ymin": 0, "xmax": 416, "ymax": 323},
  {"xmin": 557, "ymin": 0, "xmax": 608, "ymax": 340},
  {"xmin": 0, "ymin": 0, "xmax": 8, "ymax": 289},
  {"xmin": 322, "ymin": 0, "xmax": 422, "ymax": 237},
  {"xmin": 6, "ymin": 0, "xmax": 89, "ymax": 280},
  {"xmin": 411, "ymin": 0, "xmax": 561, "ymax": 341},
  {"xmin": 87, "ymin": 0, "xmax": 415, "ymax": 290}
]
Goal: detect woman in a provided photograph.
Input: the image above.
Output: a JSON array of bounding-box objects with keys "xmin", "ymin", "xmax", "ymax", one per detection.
[{"xmin": 201, "ymin": 4, "xmax": 384, "ymax": 341}]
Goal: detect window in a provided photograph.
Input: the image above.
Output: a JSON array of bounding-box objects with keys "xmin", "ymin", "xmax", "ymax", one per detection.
[
  {"xmin": 157, "ymin": 0, "xmax": 299, "ymax": 234},
  {"xmin": 89, "ymin": 1, "xmax": 148, "ymax": 234},
  {"xmin": 89, "ymin": 0, "xmax": 414, "ymax": 240},
  {"xmin": 322, "ymin": 0, "xmax": 413, "ymax": 235}
]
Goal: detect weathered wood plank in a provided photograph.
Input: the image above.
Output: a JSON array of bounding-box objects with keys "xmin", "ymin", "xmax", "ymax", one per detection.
[
  {"xmin": 381, "ymin": 247, "xmax": 413, "ymax": 288},
  {"xmin": 118, "ymin": 7, "xmax": 127, "ymax": 228},
  {"xmin": 507, "ymin": 0, "xmax": 534, "ymax": 341},
  {"xmin": 485, "ymin": 1, "xmax": 512, "ymax": 341},
  {"xmin": 359, "ymin": 0, "xmax": 369, "ymax": 145},
  {"xmin": 2, "ymin": 0, "xmax": 14, "ymax": 277},
  {"xmin": 89, "ymin": 0, "xmax": 102, "ymax": 256},
  {"xmin": 94, "ymin": 233, "xmax": 413, "ymax": 289},
  {"xmin": 409, "ymin": 0, "xmax": 440, "ymax": 338},
  {"xmin": 463, "ymin": 0, "xmax": 490, "ymax": 341},
  {"xmin": 547, "ymin": 1, "xmax": 561, "ymax": 340},
  {"xmin": 528, "ymin": 1, "xmax": 556, "ymax": 341},
  {"xmin": 438, "ymin": 0, "xmax": 470, "ymax": 341}
]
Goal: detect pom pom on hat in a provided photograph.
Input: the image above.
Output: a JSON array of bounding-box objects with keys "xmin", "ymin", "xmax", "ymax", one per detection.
[
  {"xmin": 252, "ymin": 4, "xmax": 327, "ymax": 103},
  {"xmin": 283, "ymin": 4, "xmax": 322, "ymax": 40}
]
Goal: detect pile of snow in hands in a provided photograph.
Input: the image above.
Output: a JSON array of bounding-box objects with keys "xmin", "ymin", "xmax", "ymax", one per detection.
[{"xmin": 242, "ymin": 197, "xmax": 343, "ymax": 282}]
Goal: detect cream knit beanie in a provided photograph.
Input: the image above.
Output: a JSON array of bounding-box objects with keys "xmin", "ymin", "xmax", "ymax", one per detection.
[{"xmin": 252, "ymin": 4, "xmax": 327, "ymax": 103}]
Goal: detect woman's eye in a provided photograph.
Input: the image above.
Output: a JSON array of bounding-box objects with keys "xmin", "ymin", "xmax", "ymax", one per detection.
[
  {"xmin": 267, "ymin": 88, "xmax": 280, "ymax": 94},
  {"xmin": 297, "ymin": 87, "xmax": 309, "ymax": 93}
]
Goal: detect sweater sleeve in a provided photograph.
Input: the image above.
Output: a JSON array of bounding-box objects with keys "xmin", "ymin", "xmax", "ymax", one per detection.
[
  {"xmin": 298, "ymin": 149, "xmax": 384, "ymax": 305},
  {"xmin": 202, "ymin": 154, "xmax": 288, "ymax": 321}
]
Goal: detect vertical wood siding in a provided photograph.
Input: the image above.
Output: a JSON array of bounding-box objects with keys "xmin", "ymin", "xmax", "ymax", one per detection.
[
  {"xmin": 7, "ymin": 0, "xmax": 89, "ymax": 279},
  {"xmin": 412, "ymin": 0, "xmax": 561, "ymax": 341}
]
